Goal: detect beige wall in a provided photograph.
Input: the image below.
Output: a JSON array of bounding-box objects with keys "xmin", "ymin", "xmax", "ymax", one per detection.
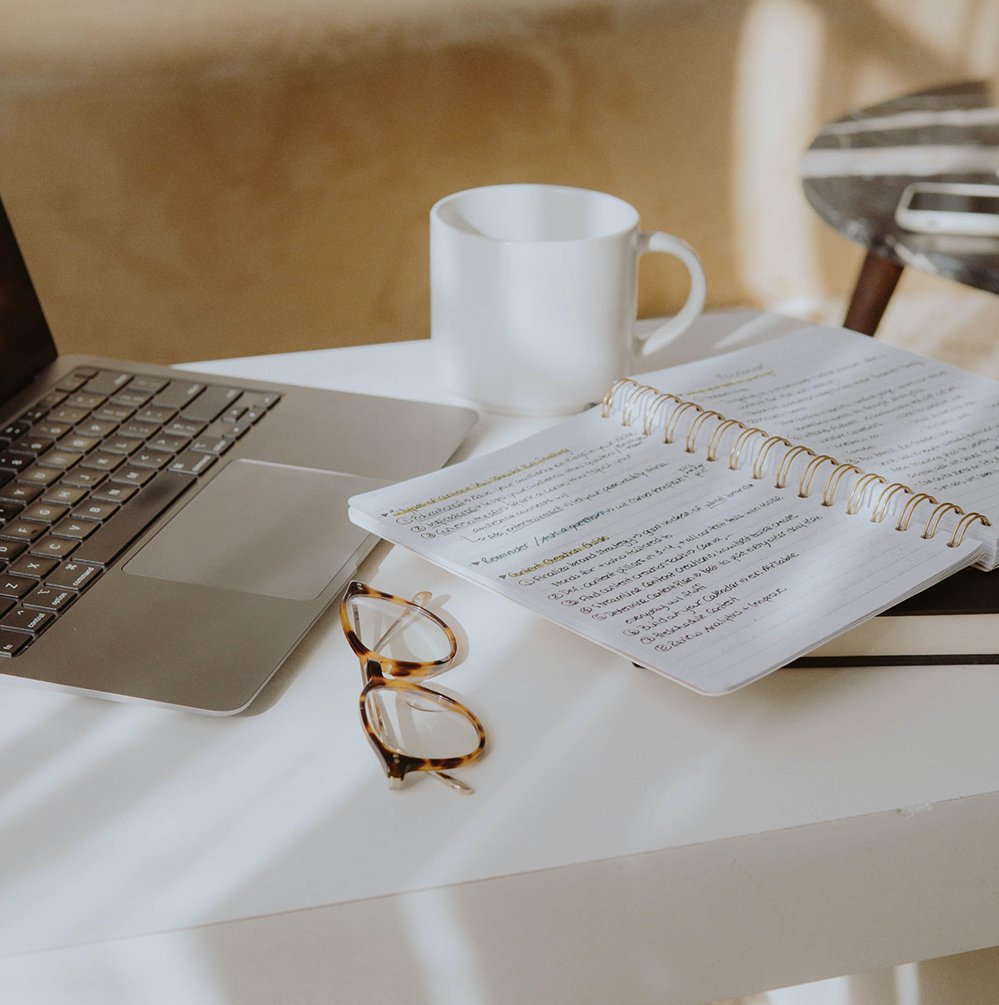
[{"xmin": 0, "ymin": 0, "xmax": 996, "ymax": 364}]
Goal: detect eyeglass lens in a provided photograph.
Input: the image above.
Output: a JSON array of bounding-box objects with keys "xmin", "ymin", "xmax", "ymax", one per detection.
[
  {"xmin": 347, "ymin": 593, "xmax": 453, "ymax": 664},
  {"xmin": 363, "ymin": 688, "xmax": 481, "ymax": 759}
]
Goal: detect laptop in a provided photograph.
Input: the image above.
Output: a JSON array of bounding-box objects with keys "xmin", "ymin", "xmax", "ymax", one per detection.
[{"xmin": 0, "ymin": 195, "xmax": 477, "ymax": 713}]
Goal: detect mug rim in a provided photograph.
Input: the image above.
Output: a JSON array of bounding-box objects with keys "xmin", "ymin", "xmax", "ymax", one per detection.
[{"xmin": 430, "ymin": 183, "xmax": 640, "ymax": 244}]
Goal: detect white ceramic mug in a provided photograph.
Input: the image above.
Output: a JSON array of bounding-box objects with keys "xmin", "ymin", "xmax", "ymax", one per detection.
[{"xmin": 430, "ymin": 184, "xmax": 706, "ymax": 415}]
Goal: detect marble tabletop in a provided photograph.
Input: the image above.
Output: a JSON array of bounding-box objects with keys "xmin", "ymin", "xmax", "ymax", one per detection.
[{"xmin": 801, "ymin": 80, "xmax": 999, "ymax": 292}]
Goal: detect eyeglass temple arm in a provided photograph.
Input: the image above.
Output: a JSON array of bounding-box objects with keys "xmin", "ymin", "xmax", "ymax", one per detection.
[{"xmin": 370, "ymin": 590, "xmax": 433, "ymax": 653}]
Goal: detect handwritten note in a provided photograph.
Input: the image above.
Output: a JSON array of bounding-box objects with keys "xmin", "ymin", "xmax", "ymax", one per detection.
[
  {"xmin": 349, "ymin": 368, "xmax": 982, "ymax": 694},
  {"xmin": 658, "ymin": 327, "xmax": 999, "ymax": 563}
]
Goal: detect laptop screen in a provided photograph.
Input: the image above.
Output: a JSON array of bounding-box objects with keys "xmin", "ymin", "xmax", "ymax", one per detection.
[{"xmin": 0, "ymin": 195, "xmax": 57, "ymax": 405}]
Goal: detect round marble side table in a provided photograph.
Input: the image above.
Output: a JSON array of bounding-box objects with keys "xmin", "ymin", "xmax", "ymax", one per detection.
[{"xmin": 802, "ymin": 80, "xmax": 999, "ymax": 335}]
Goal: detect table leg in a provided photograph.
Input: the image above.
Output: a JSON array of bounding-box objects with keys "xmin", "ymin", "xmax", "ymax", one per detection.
[{"xmin": 843, "ymin": 250, "xmax": 904, "ymax": 336}]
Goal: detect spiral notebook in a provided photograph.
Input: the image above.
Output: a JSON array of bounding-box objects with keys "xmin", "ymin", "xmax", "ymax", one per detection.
[{"xmin": 348, "ymin": 326, "xmax": 998, "ymax": 695}]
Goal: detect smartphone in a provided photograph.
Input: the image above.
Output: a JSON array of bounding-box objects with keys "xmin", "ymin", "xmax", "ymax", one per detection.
[{"xmin": 895, "ymin": 182, "xmax": 999, "ymax": 236}]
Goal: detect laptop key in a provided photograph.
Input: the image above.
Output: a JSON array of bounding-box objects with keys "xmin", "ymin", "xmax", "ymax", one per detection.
[
  {"xmin": 21, "ymin": 502, "xmax": 69, "ymax": 524},
  {"xmin": 59, "ymin": 434, "xmax": 101, "ymax": 453},
  {"xmin": 38, "ymin": 390, "xmax": 68, "ymax": 409},
  {"xmin": 42, "ymin": 485, "xmax": 88, "ymax": 506},
  {"xmin": 168, "ymin": 450, "xmax": 216, "ymax": 476},
  {"xmin": 0, "ymin": 420, "xmax": 30, "ymax": 441},
  {"xmin": 0, "ymin": 541, "xmax": 27, "ymax": 562},
  {"xmin": 36, "ymin": 450, "xmax": 83, "ymax": 471},
  {"xmin": 117, "ymin": 421, "xmax": 159, "ymax": 440},
  {"xmin": 0, "ymin": 451, "xmax": 32, "ymax": 474},
  {"xmin": 135, "ymin": 406, "xmax": 176, "ymax": 426},
  {"xmin": 0, "ymin": 576, "xmax": 34, "ymax": 599},
  {"xmin": 111, "ymin": 390, "xmax": 153, "ymax": 409},
  {"xmin": 1, "ymin": 483, "xmax": 43, "ymax": 505},
  {"xmin": 72, "ymin": 501, "xmax": 118, "ymax": 522},
  {"xmin": 16, "ymin": 462, "xmax": 62, "ymax": 486},
  {"xmin": 73, "ymin": 470, "xmax": 195, "ymax": 566},
  {"xmin": 92, "ymin": 404, "xmax": 135, "ymax": 423},
  {"xmin": 0, "ymin": 597, "xmax": 14, "ymax": 619},
  {"xmin": 163, "ymin": 419, "xmax": 206, "ymax": 438},
  {"xmin": 1, "ymin": 606, "xmax": 54, "ymax": 634},
  {"xmin": 52, "ymin": 518, "xmax": 99, "ymax": 541},
  {"xmin": 8, "ymin": 554, "xmax": 59, "ymax": 579},
  {"xmin": 80, "ymin": 452, "xmax": 126, "ymax": 472},
  {"xmin": 90, "ymin": 484, "xmax": 137, "ymax": 504},
  {"xmin": 128, "ymin": 376, "xmax": 168, "ymax": 394},
  {"xmin": 59, "ymin": 469, "xmax": 106, "ymax": 489},
  {"xmin": 49, "ymin": 406, "xmax": 90, "ymax": 425},
  {"xmin": 46, "ymin": 560, "xmax": 101, "ymax": 591},
  {"xmin": 0, "ymin": 500, "xmax": 23, "ymax": 522},
  {"xmin": 84, "ymin": 371, "xmax": 133, "ymax": 395},
  {"xmin": 146, "ymin": 434, "xmax": 190, "ymax": 454},
  {"xmin": 0, "ymin": 521, "xmax": 47, "ymax": 544},
  {"xmin": 180, "ymin": 386, "xmax": 242, "ymax": 423},
  {"xmin": 129, "ymin": 450, "xmax": 170, "ymax": 470},
  {"xmin": 76, "ymin": 419, "xmax": 118, "ymax": 438},
  {"xmin": 17, "ymin": 466, "xmax": 62, "ymax": 487},
  {"xmin": 153, "ymin": 381, "xmax": 205, "ymax": 410},
  {"xmin": 109, "ymin": 466, "xmax": 155, "ymax": 487},
  {"xmin": 101, "ymin": 438, "xmax": 140, "ymax": 456},
  {"xmin": 9, "ymin": 434, "xmax": 54, "ymax": 456},
  {"xmin": 54, "ymin": 375, "xmax": 88, "ymax": 393},
  {"xmin": 22, "ymin": 585, "xmax": 76, "ymax": 613},
  {"xmin": 29, "ymin": 537, "xmax": 78, "ymax": 560},
  {"xmin": 30, "ymin": 421, "xmax": 72, "ymax": 440},
  {"xmin": 0, "ymin": 628, "xmax": 31, "ymax": 656},
  {"xmin": 205, "ymin": 420, "xmax": 248, "ymax": 440},
  {"xmin": 64, "ymin": 392, "xmax": 107, "ymax": 411},
  {"xmin": 189, "ymin": 436, "xmax": 232, "ymax": 457}
]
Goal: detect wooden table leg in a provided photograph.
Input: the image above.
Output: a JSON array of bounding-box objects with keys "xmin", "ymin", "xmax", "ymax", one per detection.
[{"xmin": 843, "ymin": 250, "xmax": 904, "ymax": 336}]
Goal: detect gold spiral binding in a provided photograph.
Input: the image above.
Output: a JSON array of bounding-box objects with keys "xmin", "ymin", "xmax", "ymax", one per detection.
[
  {"xmin": 846, "ymin": 473, "xmax": 888, "ymax": 515},
  {"xmin": 798, "ymin": 454, "xmax": 837, "ymax": 498},
  {"xmin": 729, "ymin": 427, "xmax": 768, "ymax": 470},
  {"xmin": 600, "ymin": 378, "xmax": 637, "ymax": 418},
  {"xmin": 871, "ymin": 482, "xmax": 912, "ymax": 523},
  {"xmin": 752, "ymin": 436, "xmax": 792, "ymax": 480},
  {"xmin": 822, "ymin": 463, "xmax": 862, "ymax": 507},
  {"xmin": 643, "ymin": 392, "xmax": 683, "ymax": 435},
  {"xmin": 599, "ymin": 378, "xmax": 992, "ymax": 546},
  {"xmin": 686, "ymin": 410, "xmax": 725, "ymax": 453},
  {"xmin": 896, "ymin": 492, "xmax": 938, "ymax": 532},
  {"xmin": 664, "ymin": 401, "xmax": 703, "ymax": 444},
  {"xmin": 622, "ymin": 384, "xmax": 660, "ymax": 426},
  {"xmin": 922, "ymin": 501, "xmax": 963, "ymax": 539},
  {"xmin": 949, "ymin": 511, "xmax": 992, "ymax": 547},
  {"xmin": 775, "ymin": 445, "xmax": 815, "ymax": 489},
  {"xmin": 706, "ymin": 418, "xmax": 745, "ymax": 462}
]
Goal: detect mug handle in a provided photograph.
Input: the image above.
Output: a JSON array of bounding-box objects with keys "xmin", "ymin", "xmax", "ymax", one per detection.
[{"xmin": 633, "ymin": 231, "xmax": 707, "ymax": 357}]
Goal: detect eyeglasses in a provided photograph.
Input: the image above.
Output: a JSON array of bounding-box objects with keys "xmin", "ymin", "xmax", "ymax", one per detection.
[{"xmin": 340, "ymin": 581, "xmax": 486, "ymax": 794}]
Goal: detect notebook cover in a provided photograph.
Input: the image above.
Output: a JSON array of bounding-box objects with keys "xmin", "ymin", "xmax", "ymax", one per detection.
[{"xmin": 790, "ymin": 569, "xmax": 999, "ymax": 666}]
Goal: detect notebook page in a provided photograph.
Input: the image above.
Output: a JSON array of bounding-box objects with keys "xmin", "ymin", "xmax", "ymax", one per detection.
[
  {"xmin": 349, "ymin": 405, "xmax": 981, "ymax": 694},
  {"xmin": 637, "ymin": 326, "xmax": 999, "ymax": 567}
]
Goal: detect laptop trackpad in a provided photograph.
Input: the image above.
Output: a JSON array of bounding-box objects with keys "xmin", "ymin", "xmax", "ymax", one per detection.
[{"xmin": 123, "ymin": 459, "xmax": 388, "ymax": 600}]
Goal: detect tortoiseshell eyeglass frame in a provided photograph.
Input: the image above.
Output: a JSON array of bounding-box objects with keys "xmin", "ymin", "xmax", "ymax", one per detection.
[{"xmin": 340, "ymin": 581, "xmax": 486, "ymax": 793}]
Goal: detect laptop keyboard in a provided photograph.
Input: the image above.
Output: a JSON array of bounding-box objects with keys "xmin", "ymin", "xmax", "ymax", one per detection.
[{"xmin": 0, "ymin": 366, "xmax": 281, "ymax": 658}]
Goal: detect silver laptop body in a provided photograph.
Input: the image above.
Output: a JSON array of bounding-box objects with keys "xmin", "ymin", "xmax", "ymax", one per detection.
[{"xmin": 0, "ymin": 196, "xmax": 476, "ymax": 713}]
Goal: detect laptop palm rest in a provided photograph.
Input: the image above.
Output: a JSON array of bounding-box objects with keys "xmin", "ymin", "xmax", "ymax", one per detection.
[{"xmin": 123, "ymin": 459, "xmax": 388, "ymax": 600}]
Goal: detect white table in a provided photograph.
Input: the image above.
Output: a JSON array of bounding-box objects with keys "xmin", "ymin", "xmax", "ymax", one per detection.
[{"xmin": 3, "ymin": 313, "xmax": 999, "ymax": 1004}]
